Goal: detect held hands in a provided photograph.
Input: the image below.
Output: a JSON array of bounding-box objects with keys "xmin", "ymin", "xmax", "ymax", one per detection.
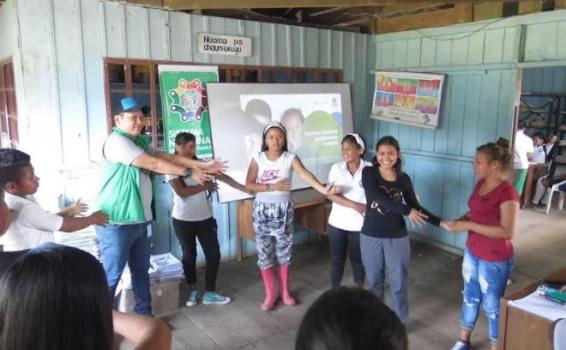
[
  {"xmin": 203, "ymin": 181, "xmax": 218, "ymax": 192},
  {"xmin": 441, "ymin": 220, "xmax": 469, "ymax": 232},
  {"xmin": 191, "ymin": 167, "xmax": 213, "ymax": 184},
  {"xmin": 353, "ymin": 202, "xmax": 366, "ymax": 215},
  {"xmin": 408, "ymin": 209, "xmax": 428, "ymax": 227},
  {"xmin": 325, "ymin": 183, "xmax": 342, "ymax": 195}
]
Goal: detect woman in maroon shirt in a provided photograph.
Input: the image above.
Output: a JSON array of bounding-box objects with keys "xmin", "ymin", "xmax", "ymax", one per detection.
[{"xmin": 445, "ymin": 138, "xmax": 520, "ymax": 350}]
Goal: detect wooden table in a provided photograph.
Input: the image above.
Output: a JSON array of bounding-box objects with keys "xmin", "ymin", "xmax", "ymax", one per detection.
[
  {"xmin": 236, "ymin": 188, "xmax": 331, "ymax": 260},
  {"xmin": 498, "ymin": 267, "xmax": 566, "ymax": 350}
]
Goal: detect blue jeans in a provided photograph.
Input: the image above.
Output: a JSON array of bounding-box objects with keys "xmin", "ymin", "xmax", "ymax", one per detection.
[
  {"xmin": 460, "ymin": 248, "xmax": 513, "ymax": 345},
  {"xmin": 96, "ymin": 223, "xmax": 152, "ymax": 315}
]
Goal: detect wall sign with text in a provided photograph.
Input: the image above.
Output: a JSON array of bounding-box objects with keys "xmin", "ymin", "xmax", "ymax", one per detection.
[
  {"xmin": 370, "ymin": 71, "xmax": 445, "ymax": 129},
  {"xmin": 198, "ymin": 33, "xmax": 252, "ymax": 57}
]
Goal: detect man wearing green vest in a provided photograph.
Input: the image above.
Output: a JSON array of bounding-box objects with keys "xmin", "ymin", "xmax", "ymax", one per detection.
[{"xmin": 97, "ymin": 97, "xmax": 224, "ymax": 315}]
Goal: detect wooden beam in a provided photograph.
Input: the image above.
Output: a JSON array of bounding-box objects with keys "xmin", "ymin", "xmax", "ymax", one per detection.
[
  {"xmin": 158, "ymin": 0, "xmax": 514, "ymax": 10},
  {"xmin": 335, "ymin": 17, "xmax": 372, "ymax": 27},
  {"xmin": 518, "ymin": 0, "xmax": 543, "ymax": 14},
  {"xmin": 310, "ymin": 7, "xmax": 348, "ymax": 16},
  {"xmin": 378, "ymin": 2, "xmax": 451, "ymax": 18},
  {"xmin": 108, "ymin": 0, "xmax": 163, "ymax": 7},
  {"xmin": 555, "ymin": 0, "xmax": 566, "ymax": 8},
  {"xmin": 376, "ymin": 3, "xmax": 473, "ymax": 34},
  {"xmin": 473, "ymin": 1, "xmax": 503, "ymax": 20}
]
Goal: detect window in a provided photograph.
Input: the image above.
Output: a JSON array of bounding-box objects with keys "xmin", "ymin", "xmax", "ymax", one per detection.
[
  {"xmin": 104, "ymin": 58, "xmax": 342, "ymax": 149},
  {"xmin": 0, "ymin": 60, "xmax": 18, "ymax": 148}
]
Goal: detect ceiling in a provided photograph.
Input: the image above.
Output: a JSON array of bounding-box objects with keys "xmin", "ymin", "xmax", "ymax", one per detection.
[
  {"xmin": 1, "ymin": 1, "xmax": 563, "ymax": 33},
  {"xmin": 113, "ymin": 0, "xmax": 563, "ymax": 34}
]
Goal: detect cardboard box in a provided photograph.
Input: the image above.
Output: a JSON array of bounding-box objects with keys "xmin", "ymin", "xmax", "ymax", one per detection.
[{"xmin": 117, "ymin": 280, "xmax": 181, "ymax": 317}]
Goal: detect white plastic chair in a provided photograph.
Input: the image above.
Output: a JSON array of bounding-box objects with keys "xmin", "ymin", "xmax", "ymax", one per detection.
[{"xmin": 545, "ymin": 179, "xmax": 566, "ymax": 215}]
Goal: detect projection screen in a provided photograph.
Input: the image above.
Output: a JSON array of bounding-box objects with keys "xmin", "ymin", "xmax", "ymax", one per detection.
[{"xmin": 207, "ymin": 83, "xmax": 353, "ymax": 203}]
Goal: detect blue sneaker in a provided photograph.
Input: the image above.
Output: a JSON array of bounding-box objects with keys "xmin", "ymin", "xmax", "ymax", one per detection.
[
  {"xmin": 449, "ymin": 340, "xmax": 471, "ymax": 350},
  {"xmin": 202, "ymin": 292, "xmax": 231, "ymax": 305},
  {"xmin": 185, "ymin": 289, "xmax": 199, "ymax": 307}
]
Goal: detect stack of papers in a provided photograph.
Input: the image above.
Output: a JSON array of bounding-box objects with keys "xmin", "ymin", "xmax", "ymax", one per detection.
[
  {"xmin": 508, "ymin": 290, "xmax": 566, "ymax": 321},
  {"xmin": 150, "ymin": 253, "xmax": 185, "ymax": 282},
  {"xmin": 55, "ymin": 231, "xmax": 100, "ymax": 260}
]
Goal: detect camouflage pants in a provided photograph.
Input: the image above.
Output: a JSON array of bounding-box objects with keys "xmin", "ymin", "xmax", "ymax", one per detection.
[{"xmin": 252, "ymin": 201, "xmax": 294, "ymax": 270}]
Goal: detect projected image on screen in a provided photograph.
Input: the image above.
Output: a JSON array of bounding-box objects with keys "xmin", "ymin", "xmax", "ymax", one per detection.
[{"xmin": 207, "ymin": 83, "xmax": 353, "ymax": 203}]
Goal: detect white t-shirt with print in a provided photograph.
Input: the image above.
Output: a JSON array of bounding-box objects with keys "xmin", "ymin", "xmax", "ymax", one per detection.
[
  {"xmin": 0, "ymin": 193, "xmax": 63, "ymax": 251},
  {"xmin": 166, "ymin": 174, "xmax": 212, "ymax": 222},
  {"xmin": 513, "ymin": 130, "xmax": 534, "ymax": 169},
  {"xmin": 327, "ymin": 160, "xmax": 371, "ymax": 231},
  {"xmin": 103, "ymin": 133, "xmax": 153, "ymax": 222},
  {"xmin": 253, "ymin": 151, "xmax": 295, "ymax": 203}
]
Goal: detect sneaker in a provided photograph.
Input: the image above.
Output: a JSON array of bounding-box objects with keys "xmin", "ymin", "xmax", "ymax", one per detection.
[
  {"xmin": 185, "ymin": 289, "xmax": 199, "ymax": 307},
  {"xmin": 449, "ymin": 340, "xmax": 471, "ymax": 350},
  {"xmin": 202, "ymin": 292, "xmax": 231, "ymax": 305}
]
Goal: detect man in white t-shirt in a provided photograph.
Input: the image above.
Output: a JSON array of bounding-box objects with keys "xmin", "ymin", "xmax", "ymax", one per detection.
[{"xmin": 512, "ymin": 122, "xmax": 534, "ymax": 195}]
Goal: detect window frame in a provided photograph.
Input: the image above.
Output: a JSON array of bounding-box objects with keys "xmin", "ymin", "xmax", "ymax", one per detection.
[
  {"xmin": 0, "ymin": 59, "xmax": 18, "ymax": 148},
  {"xmin": 103, "ymin": 57, "xmax": 343, "ymax": 149}
]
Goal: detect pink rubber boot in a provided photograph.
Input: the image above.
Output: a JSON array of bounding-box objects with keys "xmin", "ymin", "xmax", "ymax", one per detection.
[
  {"xmin": 260, "ymin": 267, "xmax": 277, "ymax": 311},
  {"xmin": 278, "ymin": 265, "xmax": 296, "ymax": 306}
]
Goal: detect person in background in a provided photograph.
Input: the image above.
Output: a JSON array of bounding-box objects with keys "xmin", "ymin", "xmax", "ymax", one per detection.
[
  {"xmin": 531, "ymin": 133, "xmax": 548, "ymax": 165},
  {"xmin": 326, "ymin": 133, "xmax": 370, "ymax": 288},
  {"xmin": 444, "ymin": 138, "xmax": 519, "ymax": 350},
  {"xmin": 361, "ymin": 136, "xmax": 444, "ymax": 324},
  {"xmin": 0, "ymin": 148, "xmax": 108, "ymax": 251},
  {"xmin": 546, "ymin": 135, "xmax": 558, "ymax": 164},
  {"xmin": 530, "ymin": 158, "xmax": 566, "ymax": 208},
  {"xmin": 245, "ymin": 122, "xmax": 337, "ymax": 311},
  {"xmin": 0, "ymin": 243, "xmax": 171, "ymax": 350},
  {"xmin": 96, "ymin": 97, "xmax": 226, "ymax": 315},
  {"xmin": 295, "ymin": 287, "xmax": 407, "ymax": 350},
  {"xmin": 511, "ymin": 122, "xmax": 533, "ymax": 195},
  {"xmin": 168, "ymin": 132, "xmax": 249, "ymax": 307}
]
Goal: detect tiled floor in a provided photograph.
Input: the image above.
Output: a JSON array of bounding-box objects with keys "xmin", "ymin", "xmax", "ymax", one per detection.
[{"xmin": 122, "ymin": 206, "xmax": 566, "ymax": 350}]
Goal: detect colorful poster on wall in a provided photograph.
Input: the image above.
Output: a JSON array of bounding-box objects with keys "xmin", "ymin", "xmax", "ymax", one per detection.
[
  {"xmin": 158, "ymin": 65, "xmax": 218, "ymax": 157},
  {"xmin": 370, "ymin": 71, "xmax": 445, "ymax": 129}
]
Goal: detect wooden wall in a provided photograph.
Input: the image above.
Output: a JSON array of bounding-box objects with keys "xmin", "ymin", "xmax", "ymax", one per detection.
[
  {"xmin": 368, "ymin": 11, "xmax": 566, "ymax": 249},
  {"xmin": 6, "ymin": 0, "xmax": 373, "ymax": 261}
]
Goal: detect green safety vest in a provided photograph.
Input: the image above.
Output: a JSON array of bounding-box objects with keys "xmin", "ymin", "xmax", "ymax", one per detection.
[{"xmin": 97, "ymin": 128, "xmax": 152, "ymax": 224}]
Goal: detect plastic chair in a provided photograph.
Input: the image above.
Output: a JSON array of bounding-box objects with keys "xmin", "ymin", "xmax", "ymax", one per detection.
[{"xmin": 545, "ymin": 179, "xmax": 566, "ymax": 215}]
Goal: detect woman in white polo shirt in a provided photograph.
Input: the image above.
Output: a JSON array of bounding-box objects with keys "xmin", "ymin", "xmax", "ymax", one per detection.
[{"xmin": 326, "ymin": 133, "xmax": 370, "ymax": 288}]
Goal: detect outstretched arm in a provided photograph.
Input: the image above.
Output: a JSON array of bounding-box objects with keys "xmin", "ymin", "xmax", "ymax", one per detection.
[
  {"xmin": 327, "ymin": 194, "xmax": 366, "ymax": 215},
  {"xmin": 402, "ymin": 177, "xmax": 441, "ymax": 226},
  {"xmin": 112, "ymin": 311, "xmax": 172, "ymax": 350},
  {"xmin": 291, "ymin": 157, "xmax": 331, "ymax": 195},
  {"xmin": 215, "ymin": 172, "xmax": 253, "ymax": 194},
  {"xmin": 60, "ymin": 211, "xmax": 108, "ymax": 232},
  {"xmin": 444, "ymin": 201, "xmax": 518, "ymax": 239}
]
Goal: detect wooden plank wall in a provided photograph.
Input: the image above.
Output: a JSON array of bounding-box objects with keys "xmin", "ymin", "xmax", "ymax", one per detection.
[
  {"xmin": 369, "ymin": 14, "xmax": 558, "ymax": 248},
  {"xmin": 12, "ymin": 0, "xmax": 373, "ymax": 261}
]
